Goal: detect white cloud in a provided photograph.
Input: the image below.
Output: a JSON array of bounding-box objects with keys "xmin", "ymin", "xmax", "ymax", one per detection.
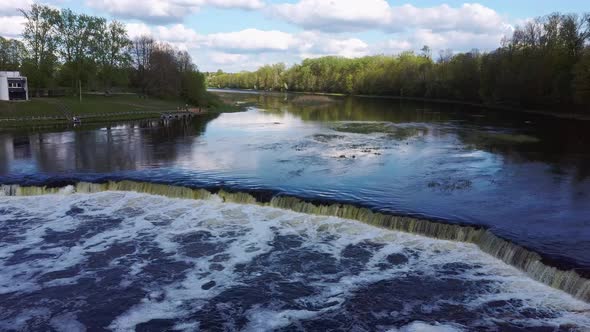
[
  {"xmin": 202, "ymin": 0, "xmax": 264, "ymax": 10},
  {"xmin": 272, "ymin": 0, "xmax": 392, "ymax": 32},
  {"xmin": 123, "ymin": 23, "xmax": 376, "ymax": 70},
  {"xmin": 271, "ymin": 1, "xmax": 511, "ymax": 35},
  {"xmin": 298, "ymin": 33, "xmax": 370, "ymax": 58},
  {"xmin": 125, "ymin": 22, "xmax": 154, "ymax": 39},
  {"xmin": 87, "ymin": 0, "xmax": 195, "ymax": 23},
  {"xmin": 1, "ymin": 0, "xmax": 518, "ymax": 73},
  {"xmin": 196, "ymin": 30, "xmax": 373, "ymax": 71},
  {"xmin": 209, "ymin": 52, "xmax": 249, "ymax": 65},
  {"xmin": 123, "ymin": 21, "xmax": 507, "ymax": 71},
  {"xmin": 373, "ymin": 39, "xmax": 414, "ymax": 55},
  {"xmin": 412, "ymin": 28, "xmax": 509, "ymax": 52},
  {"xmin": 321, "ymin": 38, "xmax": 369, "ymax": 58},
  {"xmin": 205, "ymin": 29, "xmax": 297, "ymax": 53},
  {"xmin": 125, "ymin": 25, "xmax": 299, "ymax": 54},
  {"xmin": 87, "ymin": 0, "xmax": 264, "ymax": 23},
  {"xmin": 368, "ymin": 27, "xmax": 509, "ymax": 58},
  {"xmin": 125, "ymin": 23, "xmax": 203, "ymax": 51},
  {"xmin": 203, "ymin": 29, "xmax": 370, "ymax": 58},
  {"xmin": 261, "ymin": 0, "xmax": 514, "ymax": 67},
  {"xmin": 155, "ymin": 24, "xmax": 201, "ymax": 44},
  {"xmin": 0, "ymin": 2, "xmax": 32, "ymax": 16},
  {"xmin": 0, "ymin": 1, "xmax": 31, "ymax": 38},
  {"xmin": 390, "ymin": 3, "xmax": 510, "ymax": 34},
  {"xmin": 0, "ymin": 16, "xmax": 26, "ymax": 38}
]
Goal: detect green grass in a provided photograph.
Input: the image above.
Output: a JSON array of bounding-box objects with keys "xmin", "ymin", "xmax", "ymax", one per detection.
[
  {"xmin": 0, "ymin": 94, "xmax": 186, "ymax": 118},
  {"xmin": 0, "ymin": 93, "xmax": 242, "ymax": 128}
]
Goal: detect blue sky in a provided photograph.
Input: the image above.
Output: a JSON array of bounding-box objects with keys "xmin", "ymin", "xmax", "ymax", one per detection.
[{"xmin": 1, "ymin": 1, "xmax": 588, "ymax": 71}]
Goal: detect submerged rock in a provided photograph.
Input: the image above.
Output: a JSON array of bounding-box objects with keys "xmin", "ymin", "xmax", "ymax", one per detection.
[{"xmin": 331, "ymin": 122, "xmax": 428, "ymax": 140}]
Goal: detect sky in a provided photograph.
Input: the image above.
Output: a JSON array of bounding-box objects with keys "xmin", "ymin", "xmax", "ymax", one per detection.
[{"xmin": 1, "ymin": 1, "xmax": 588, "ymax": 72}]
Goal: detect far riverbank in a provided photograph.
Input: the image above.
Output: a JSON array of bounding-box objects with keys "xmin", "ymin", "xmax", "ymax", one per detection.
[{"xmin": 209, "ymin": 88, "xmax": 590, "ymax": 121}]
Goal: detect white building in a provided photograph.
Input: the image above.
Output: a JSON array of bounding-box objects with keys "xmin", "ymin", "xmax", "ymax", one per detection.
[{"xmin": 0, "ymin": 71, "xmax": 29, "ymax": 101}]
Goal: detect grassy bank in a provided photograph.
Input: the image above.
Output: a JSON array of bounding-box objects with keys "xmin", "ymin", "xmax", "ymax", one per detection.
[{"xmin": 0, "ymin": 93, "xmax": 242, "ymax": 128}]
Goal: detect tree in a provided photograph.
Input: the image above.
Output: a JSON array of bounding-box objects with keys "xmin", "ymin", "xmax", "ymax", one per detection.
[
  {"xmin": 573, "ymin": 49, "xmax": 590, "ymax": 105},
  {"xmin": 0, "ymin": 37, "xmax": 27, "ymax": 71},
  {"xmin": 20, "ymin": 3, "xmax": 60, "ymax": 92},
  {"xmin": 132, "ymin": 35, "xmax": 155, "ymax": 94},
  {"xmin": 420, "ymin": 45, "xmax": 432, "ymax": 59},
  {"xmin": 182, "ymin": 71, "xmax": 207, "ymax": 105},
  {"xmin": 144, "ymin": 43, "xmax": 177, "ymax": 97},
  {"xmin": 55, "ymin": 9, "xmax": 106, "ymax": 92},
  {"xmin": 95, "ymin": 20, "xmax": 132, "ymax": 89}
]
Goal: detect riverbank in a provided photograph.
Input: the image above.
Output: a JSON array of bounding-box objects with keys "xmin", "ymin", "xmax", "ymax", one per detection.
[
  {"xmin": 0, "ymin": 93, "xmax": 242, "ymax": 128},
  {"xmin": 210, "ymin": 88, "xmax": 590, "ymax": 121},
  {"xmin": 355, "ymin": 94, "xmax": 590, "ymax": 121}
]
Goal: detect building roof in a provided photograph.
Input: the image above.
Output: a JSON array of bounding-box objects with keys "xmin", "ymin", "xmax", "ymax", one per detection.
[{"xmin": 0, "ymin": 71, "xmax": 26, "ymax": 78}]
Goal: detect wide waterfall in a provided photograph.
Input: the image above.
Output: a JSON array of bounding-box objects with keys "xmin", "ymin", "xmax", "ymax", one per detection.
[{"xmin": 1, "ymin": 180, "xmax": 589, "ymax": 304}]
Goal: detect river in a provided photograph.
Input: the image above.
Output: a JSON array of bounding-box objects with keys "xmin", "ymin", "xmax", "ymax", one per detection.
[{"xmin": 0, "ymin": 91, "xmax": 589, "ymax": 330}]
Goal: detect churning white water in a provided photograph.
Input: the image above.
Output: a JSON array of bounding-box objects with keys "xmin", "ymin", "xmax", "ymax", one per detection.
[{"xmin": 0, "ymin": 192, "xmax": 588, "ymax": 331}]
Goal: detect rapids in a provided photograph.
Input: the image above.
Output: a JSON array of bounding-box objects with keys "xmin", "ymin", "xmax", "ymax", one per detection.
[{"xmin": 0, "ymin": 190, "xmax": 589, "ymax": 331}]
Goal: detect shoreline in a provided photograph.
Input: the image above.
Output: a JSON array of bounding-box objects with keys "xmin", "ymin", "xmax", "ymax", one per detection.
[
  {"xmin": 0, "ymin": 109, "xmax": 208, "ymax": 129},
  {"xmin": 0, "ymin": 93, "xmax": 243, "ymax": 128},
  {"xmin": 2, "ymin": 179, "xmax": 589, "ymax": 303},
  {"xmin": 209, "ymin": 88, "xmax": 590, "ymax": 121}
]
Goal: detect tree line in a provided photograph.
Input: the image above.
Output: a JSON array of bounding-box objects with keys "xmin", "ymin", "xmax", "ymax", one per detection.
[
  {"xmin": 0, "ymin": 4, "xmax": 208, "ymax": 106},
  {"xmin": 208, "ymin": 12, "xmax": 590, "ymax": 112}
]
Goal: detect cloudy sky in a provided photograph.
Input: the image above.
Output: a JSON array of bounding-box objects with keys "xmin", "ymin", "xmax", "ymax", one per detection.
[{"xmin": 1, "ymin": 1, "xmax": 587, "ymax": 72}]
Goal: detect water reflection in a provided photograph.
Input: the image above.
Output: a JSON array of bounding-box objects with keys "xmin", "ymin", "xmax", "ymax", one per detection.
[
  {"xmin": 218, "ymin": 91, "xmax": 590, "ymax": 180},
  {"xmin": 0, "ymin": 115, "xmax": 219, "ymax": 174}
]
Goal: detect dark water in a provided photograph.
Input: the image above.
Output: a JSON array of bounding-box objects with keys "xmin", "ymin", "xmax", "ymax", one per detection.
[{"xmin": 1, "ymin": 91, "xmax": 590, "ymax": 330}]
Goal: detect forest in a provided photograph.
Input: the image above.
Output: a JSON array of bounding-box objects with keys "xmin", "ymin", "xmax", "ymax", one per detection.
[
  {"xmin": 0, "ymin": 4, "xmax": 209, "ymax": 106},
  {"xmin": 208, "ymin": 13, "xmax": 590, "ymax": 112}
]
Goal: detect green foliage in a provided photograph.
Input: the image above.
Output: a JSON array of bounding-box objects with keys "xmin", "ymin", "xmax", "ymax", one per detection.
[
  {"xmin": 209, "ymin": 12, "xmax": 590, "ymax": 113},
  {"xmin": 4, "ymin": 5, "xmax": 209, "ymax": 108},
  {"xmin": 182, "ymin": 71, "xmax": 208, "ymax": 105},
  {"xmin": 0, "ymin": 37, "xmax": 27, "ymax": 71},
  {"xmin": 479, "ymin": 13, "xmax": 590, "ymax": 108},
  {"xmin": 208, "ymin": 63, "xmax": 287, "ymax": 91},
  {"xmin": 573, "ymin": 49, "xmax": 590, "ymax": 105},
  {"xmin": 19, "ymin": 3, "xmax": 60, "ymax": 91},
  {"xmin": 94, "ymin": 20, "xmax": 132, "ymax": 89}
]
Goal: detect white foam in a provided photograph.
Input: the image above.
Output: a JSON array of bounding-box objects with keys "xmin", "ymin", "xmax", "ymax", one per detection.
[
  {"xmin": 60, "ymin": 185, "xmax": 76, "ymax": 195},
  {"xmin": 397, "ymin": 321, "xmax": 463, "ymax": 332},
  {"xmin": 50, "ymin": 313, "xmax": 86, "ymax": 332},
  {"xmin": 243, "ymin": 307, "xmax": 322, "ymax": 332},
  {"xmin": 0, "ymin": 191, "xmax": 589, "ymax": 331},
  {"xmin": 108, "ymin": 301, "xmax": 181, "ymax": 332}
]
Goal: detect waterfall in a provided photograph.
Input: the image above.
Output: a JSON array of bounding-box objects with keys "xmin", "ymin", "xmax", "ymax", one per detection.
[{"xmin": 1, "ymin": 181, "xmax": 588, "ymax": 303}]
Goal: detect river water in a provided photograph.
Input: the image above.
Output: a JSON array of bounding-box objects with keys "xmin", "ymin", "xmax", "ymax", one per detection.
[{"xmin": 0, "ymin": 91, "xmax": 589, "ymax": 330}]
